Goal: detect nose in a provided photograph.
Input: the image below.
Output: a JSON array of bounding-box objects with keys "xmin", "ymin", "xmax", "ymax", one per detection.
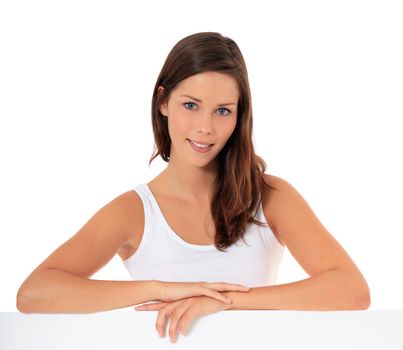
[{"xmin": 196, "ymin": 111, "xmax": 213, "ymax": 135}]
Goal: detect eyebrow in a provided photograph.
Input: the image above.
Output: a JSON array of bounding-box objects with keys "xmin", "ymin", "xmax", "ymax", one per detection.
[{"xmin": 179, "ymin": 94, "xmax": 237, "ymax": 106}]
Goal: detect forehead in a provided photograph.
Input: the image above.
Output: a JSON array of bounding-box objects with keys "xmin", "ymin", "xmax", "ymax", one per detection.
[{"xmin": 173, "ymin": 71, "xmax": 239, "ymax": 100}]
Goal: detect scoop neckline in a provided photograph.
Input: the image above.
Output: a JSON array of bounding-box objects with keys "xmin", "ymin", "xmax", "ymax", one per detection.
[{"xmin": 143, "ymin": 183, "xmax": 217, "ymax": 251}]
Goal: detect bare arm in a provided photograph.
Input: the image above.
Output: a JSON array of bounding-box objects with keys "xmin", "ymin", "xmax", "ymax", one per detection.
[
  {"xmin": 221, "ymin": 175, "xmax": 370, "ymax": 311},
  {"xmin": 222, "ymin": 267, "xmax": 369, "ymax": 311},
  {"xmin": 17, "ymin": 269, "xmax": 160, "ymax": 314},
  {"xmin": 16, "ymin": 190, "xmax": 156, "ymax": 314}
]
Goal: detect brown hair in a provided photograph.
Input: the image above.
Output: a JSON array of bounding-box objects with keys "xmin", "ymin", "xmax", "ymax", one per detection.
[{"xmin": 148, "ymin": 31, "xmax": 277, "ymax": 252}]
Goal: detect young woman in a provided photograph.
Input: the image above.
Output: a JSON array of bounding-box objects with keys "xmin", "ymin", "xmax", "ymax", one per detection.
[{"xmin": 17, "ymin": 31, "xmax": 370, "ymax": 342}]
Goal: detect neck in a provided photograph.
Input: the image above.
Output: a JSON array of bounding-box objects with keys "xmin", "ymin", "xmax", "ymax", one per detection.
[{"xmin": 160, "ymin": 156, "xmax": 218, "ymax": 204}]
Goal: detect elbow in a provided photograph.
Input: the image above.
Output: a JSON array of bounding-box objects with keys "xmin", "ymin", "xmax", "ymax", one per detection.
[
  {"xmin": 16, "ymin": 283, "xmax": 36, "ymax": 314},
  {"xmin": 17, "ymin": 269, "xmax": 61, "ymax": 314},
  {"xmin": 16, "ymin": 286, "xmax": 29, "ymax": 313},
  {"xmin": 356, "ymin": 288, "xmax": 371, "ymax": 310},
  {"xmin": 353, "ymin": 278, "xmax": 371, "ymax": 310},
  {"xmin": 344, "ymin": 267, "xmax": 371, "ymax": 310}
]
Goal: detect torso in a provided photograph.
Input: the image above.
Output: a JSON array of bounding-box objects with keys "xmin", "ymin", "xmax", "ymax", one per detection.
[{"xmin": 118, "ymin": 175, "xmax": 284, "ymax": 261}]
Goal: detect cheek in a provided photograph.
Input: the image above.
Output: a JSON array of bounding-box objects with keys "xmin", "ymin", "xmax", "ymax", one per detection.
[
  {"xmin": 216, "ymin": 128, "xmax": 235, "ymax": 148},
  {"xmin": 224, "ymin": 119, "xmax": 237, "ymax": 138},
  {"xmin": 168, "ymin": 113, "xmax": 191, "ymax": 138}
]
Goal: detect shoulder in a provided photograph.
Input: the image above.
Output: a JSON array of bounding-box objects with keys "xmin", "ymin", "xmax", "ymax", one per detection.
[
  {"xmin": 262, "ymin": 173, "xmax": 324, "ymax": 249},
  {"xmin": 261, "ymin": 173, "xmax": 301, "ymax": 247},
  {"xmin": 106, "ymin": 189, "xmax": 143, "ymax": 220},
  {"xmin": 107, "ymin": 189, "xmax": 145, "ymax": 247},
  {"xmin": 116, "ymin": 188, "xmax": 143, "ymax": 208},
  {"xmin": 262, "ymin": 173, "xmax": 308, "ymax": 213},
  {"xmin": 262, "ymin": 173, "xmax": 292, "ymax": 195}
]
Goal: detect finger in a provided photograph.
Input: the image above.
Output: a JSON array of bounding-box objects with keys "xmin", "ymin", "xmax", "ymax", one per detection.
[
  {"xmin": 135, "ymin": 302, "xmax": 167, "ymax": 311},
  {"xmin": 178, "ymin": 323, "xmax": 186, "ymax": 336},
  {"xmin": 202, "ymin": 282, "xmax": 251, "ymax": 292},
  {"xmin": 200, "ymin": 287, "xmax": 233, "ymax": 304},
  {"xmin": 177, "ymin": 315, "xmax": 190, "ymax": 336},
  {"xmin": 168, "ymin": 304, "xmax": 190, "ymax": 343},
  {"xmin": 218, "ymin": 283, "xmax": 251, "ymax": 291},
  {"xmin": 155, "ymin": 303, "xmax": 176, "ymax": 338}
]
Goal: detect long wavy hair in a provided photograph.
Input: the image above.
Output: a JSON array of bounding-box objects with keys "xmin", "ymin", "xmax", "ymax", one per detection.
[{"xmin": 148, "ymin": 31, "xmax": 277, "ymax": 252}]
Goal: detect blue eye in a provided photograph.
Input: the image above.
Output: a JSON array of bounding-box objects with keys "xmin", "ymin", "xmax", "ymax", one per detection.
[
  {"xmin": 184, "ymin": 102, "xmax": 197, "ymax": 110},
  {"xmin": 217, "ymin": 107, "xmax": 231, "ymax": 116},
  {"xmin": 183, "ymin": 102, "xmax": 231, "ymax": 117}
]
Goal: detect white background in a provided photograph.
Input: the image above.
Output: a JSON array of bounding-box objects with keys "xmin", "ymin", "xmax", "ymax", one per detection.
[{"xmin": 1, "ymin": 0, "xmax": 402, "ymax": 311}]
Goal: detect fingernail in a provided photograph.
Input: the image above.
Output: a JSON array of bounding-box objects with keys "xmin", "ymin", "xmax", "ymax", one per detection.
[{"xmin": 225, "ymin": 298, "xmax": 232, "ymax": 303}]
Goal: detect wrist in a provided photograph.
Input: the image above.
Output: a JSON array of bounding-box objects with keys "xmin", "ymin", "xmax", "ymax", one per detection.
[
  {"xmin": 152, "ymin": 280, "xmax": 163, "ymax": 300},
  {"xmin": 221, "ymin": 291, "xmax": 235, "ymax": 310}
]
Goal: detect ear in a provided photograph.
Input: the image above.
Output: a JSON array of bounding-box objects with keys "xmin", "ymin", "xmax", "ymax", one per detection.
[{"xmin": 158, "ymin": 86, "xmax": 168, "ymax": 117}]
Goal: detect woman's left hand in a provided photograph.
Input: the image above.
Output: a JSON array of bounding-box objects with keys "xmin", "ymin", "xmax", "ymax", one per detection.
[{"xmin": 134, "ymin": 295, "xmax": 232, "ymax": 343}]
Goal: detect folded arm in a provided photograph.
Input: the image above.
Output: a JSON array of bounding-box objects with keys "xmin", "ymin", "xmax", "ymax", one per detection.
[{"xmin": 225, "ymin": 175, "xmax": 371, "ymax": 311}]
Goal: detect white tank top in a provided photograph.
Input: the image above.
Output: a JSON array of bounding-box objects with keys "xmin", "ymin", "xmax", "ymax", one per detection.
[{"xmin": 122, "ymin": 183, "xmax": 285, "ymax": 287}]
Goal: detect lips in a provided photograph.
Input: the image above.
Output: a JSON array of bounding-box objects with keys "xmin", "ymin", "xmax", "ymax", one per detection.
[
  {"xmin": 187, "ymin": 138, "xmax": 214, "ymax": 153},
  {"xmin": 186, "ymin": 138, "xmax": 214, "ymax": 146}
]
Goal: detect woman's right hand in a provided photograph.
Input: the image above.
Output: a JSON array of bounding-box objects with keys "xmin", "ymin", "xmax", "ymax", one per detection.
[{"xmin": 155, "ymin": 281, "xmax": 251, "ymax": 305}]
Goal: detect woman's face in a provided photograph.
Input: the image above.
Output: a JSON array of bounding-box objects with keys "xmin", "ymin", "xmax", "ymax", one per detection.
[{"xmin": 158, "ymin": 71, "xmax": 239, "ymax": 167}]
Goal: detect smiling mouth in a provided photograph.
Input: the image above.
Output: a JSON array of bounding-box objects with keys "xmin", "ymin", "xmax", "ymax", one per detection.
[
  {"xmin": 186, "ymin": 138, "xmax": 214, "ymax": 147},
  {"xmin": 186, "ymin": 138, "xmax": 214, "ymax": 152}
]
